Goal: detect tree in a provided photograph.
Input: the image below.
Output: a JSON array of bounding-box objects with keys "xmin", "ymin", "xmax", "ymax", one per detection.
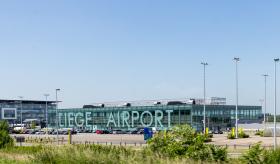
[
  {"xmin": 0, "ymin": 121, "xmax": 14, "ymax": 148},
  {"xmin": 0, "ymin": 120, "xmax": 9, "ymax": 131},
  {"xmin": 31, "ymin": 121, "xmax": 36, "ymax": 129}
]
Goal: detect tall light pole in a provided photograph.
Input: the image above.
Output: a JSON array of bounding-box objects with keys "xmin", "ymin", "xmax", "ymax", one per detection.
[
  {"xmin": 274, "ymin": 58, "xmax": 279, "ymax": 150},
  {"xmin": 233, "ymin": 57, "xmax": 240, "ymax": 139},
  {"xmin": 18, "ymin": 96, "xmax": 23, "ymax": 129},
  {"xmin": 201, "ymin": 62, "xmax": 208, "ymax": 134},
  {"xmin": 55, "ymin": 89, "xmax": 60, "ymax": 144},
  {"xmin": 44, "ymin": 94, "xmax": 50, "ymax": 132},
  {"xmin": 262, "ymin": 74, "xmax": 268, "ymax": 130}
]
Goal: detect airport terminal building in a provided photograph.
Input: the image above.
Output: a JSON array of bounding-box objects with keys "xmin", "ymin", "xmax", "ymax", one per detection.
[
  {"xmin": 0, "ymin": 98, "xmax": 262, "ymax": 131},
  {"xmin": 47, "ymin": 98, "xmax": 262, "ymax": 131},
  {"xmin": 0, "ymin": 99, "xmax": 56, "ymax": 126}
]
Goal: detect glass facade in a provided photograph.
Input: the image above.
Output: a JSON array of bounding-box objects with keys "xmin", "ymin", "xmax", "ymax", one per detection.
[
  {"xmin": 49, "ymin": 104, "xmax": 262, "ymax": 131},
  {"xmin": 0, "ymin": 100, "xmax": 56, "ymax": 125},
  {"xmin": 191, "ymin": 105, "xmax": 262, "ymax": 131},
  {"xmin": 48, "ymin": 105, "xmax": 192, "ymax": 131}
]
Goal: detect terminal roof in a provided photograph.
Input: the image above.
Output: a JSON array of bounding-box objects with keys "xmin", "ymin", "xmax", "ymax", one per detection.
[{"xmin": 0, "ymin": 99, "xmax": 60, "ymax": 104}]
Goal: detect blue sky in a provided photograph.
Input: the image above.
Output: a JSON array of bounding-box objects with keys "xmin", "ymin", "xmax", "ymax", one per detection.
[{"xmin": 0, "ymin": 1, "xmax": 280, "ymax": 113}]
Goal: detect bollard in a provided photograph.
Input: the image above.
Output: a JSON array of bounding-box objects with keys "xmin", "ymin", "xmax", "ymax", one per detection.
[
  {"xmin": 106, "ymin": 142, "xmax": 107, "ymax": 145},
  {"xmin": 135, "ymin": 142, "xmax": 136, "ymax": 146},
  {"xmin": 120, "ymin": 142, "xmax": 121, "ymax": 146},
  {"xmin": 68, "ymin": 130, "xmax": 72, "ymax": 144},
  {"xmin": 111, "ymin": 142, "xmax": 112, "ymax": 145},
  {"xmin": 249, "ymin": 145, "xmax": 251, "ymax": 149},
  {"xmin": 234, "ymin": 144, "xmax": 236, "ymax": 149},
  {"xmin": 125, "ymin": 142, "xmax": 126, "ymax": 146}
]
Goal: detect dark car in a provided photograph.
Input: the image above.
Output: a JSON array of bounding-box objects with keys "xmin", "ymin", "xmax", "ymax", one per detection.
[
  {"xmin": 61, "ymin": 130, "xmax": 76, "ymax": 135},
  {"xmin": 213, "ymin": 130, "xmax": 223, "ymax": 134},
  {"xmin": 85, "ymin": 129, "xmax": 93, "ymax": 133},
  {"xmin": 47, "ymin": 130, "xmax": 54, "ymax": 135},
  {"xmin": 137, "ymin": 129, "xmax": 144, "ymax": 134},
  {"xmin": 129, "ymin": 130, "xmax": 138, "ymax": 134},
  {"xmin": 103, "ymin": 130, "xmax": 112, "ymax": 134}
]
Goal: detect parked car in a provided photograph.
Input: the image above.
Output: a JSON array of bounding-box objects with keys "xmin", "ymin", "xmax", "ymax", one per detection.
[
  {"xmin": 50, "ymin": 130, "xmax": 66, "ymax": 135},
  {"xmin": 96, "ymin": 130, "xmax": 103, "ymax": 134},
  {"xmin": 154, "ymin": 101, "xmax": 161, "ymax": 105},
  {"xmin": 24, "ymin": 129, "xmax": 32, "ymax": 134},
  {"xmin": 137, "ymin": 129, "xmax": 144, "ymax": 134},
  {"xmin": 112, "ymin": 130, "xmax": 124, "ymax": 134},
  {"xmin": 35, "ymin": 131, "xmax": 45, "ymax": 135},
  {"xmin": 103, "ymin": 130, "xmax": 112, "ymax": 134},
  {"xmin": 47, "ymin": 130, "xmax": 54, "ymax": 135},
  {"xmin": 85, "ymin": 129, "xmax": 93, "ymax": 133},
  {"xmin": 129, "ymin": 130, "xmax": 138, "ymax": 134},
  {"xmin": 213, "ymin": 130, "xmax": 223, "ymax": 134}
]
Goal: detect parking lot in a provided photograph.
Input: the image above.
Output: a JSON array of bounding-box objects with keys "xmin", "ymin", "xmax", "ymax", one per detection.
[
  {"xmin": 12, "ymin": 133, "xmax": 146, "ymax": 145},
  {"xmin": 11, "ymin": 131, "xmax": 280, "ymax": 149}
]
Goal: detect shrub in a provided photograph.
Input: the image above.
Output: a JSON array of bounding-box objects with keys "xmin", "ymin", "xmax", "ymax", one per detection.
[
  {"xmin": 0, "ymin": 120, "xmax": 9, "ymax": 131},
  {"xmin": 204, "ymin": 137, "xmax": 212, "ymax": 142},
  {"xmin": 241, "ymin": 143, "xmax": 280, "ymax": 164},
  {"xmin": 186, "ymin": 134, "xmax": 212, "ymax": 161},
  {"xmin": 239, "ymin": 131, "xmax": 250, "ymax": 138},
  {"xmin": 0, "ymin": 130, "xmax": 14, "ymax": 148},
  {"xmin": 262, "ymin": 148, "xmax": 280, "ymax": 164},
  {"xmin": 255, "ymin": 130, "xmax": 264, "ymax": 137},
  {"xmin": 0, "ymin": 121, "xmax": 14, "ymax": 148},
  {"xmin": 227, "ymin": 133, "xmax": 235, "ymax": 139},
  {"xmin": 227, "ymin": 131, "xmax": 249, "ymax": 139},
  {"xmin": 32, "ymin": 145, "xmax": 197, "ymax": 164},
  {"xmin": 241, "ymin": 143, "xmax": 263, "ymax": 164},
  {"xmin": 147, "ymin": 125, "xmax": 227, "ymax": 162},
  {"xmin": 209, "ymin": 144, "xmax": 228, "ymax": 162},
  {"xmin": 204, "ymin": 134, "xmax": 212, "ymax": 142},
  {"xmin": 147, "ymin": 130, "xmax": 181, "ymax": 157}
]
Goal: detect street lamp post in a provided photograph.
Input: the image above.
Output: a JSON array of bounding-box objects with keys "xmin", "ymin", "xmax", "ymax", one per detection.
[
  {"xmin": 55, "ymin": 89, "xmax": 60, "ymax": 144},
  {"xmin": 18, "ymin": 96, "xmax": 23, "ymax": 129},
  {"xmin": 201, "ymin": 62, "xmax": 208, "ymax": 134},
  {"xmin": 44, "ymin": 94, "xmax": 50, "ymax": 132},
  {"xmin": 262, "ymin": 74, "xmax": 268, "ymax": 130},
  {"xmin": 233, "ymin": 57, "xmax": 240, "ymax": 139},
  {"xmin": 274, "ymin": 58, "xmax": 279, "ymax": 150}
]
